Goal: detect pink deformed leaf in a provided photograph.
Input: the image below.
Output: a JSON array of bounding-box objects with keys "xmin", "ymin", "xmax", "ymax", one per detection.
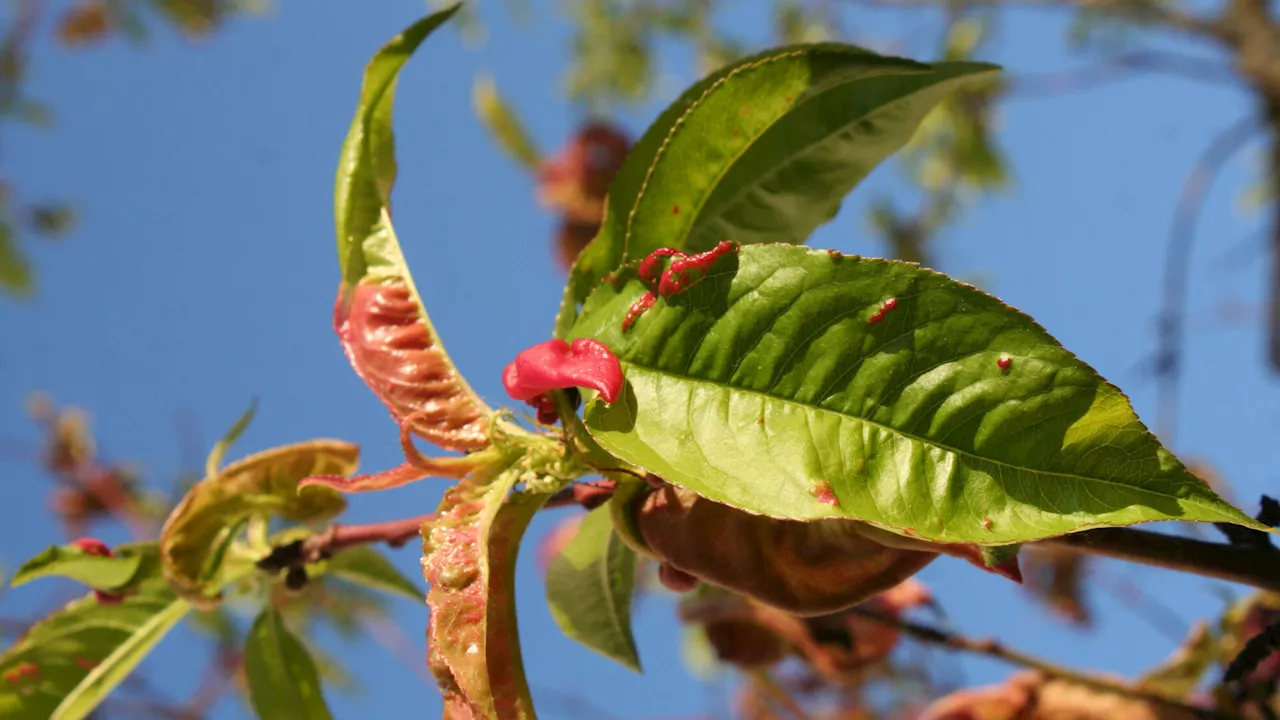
[
  {"xmin": 424, "ymin": 464, "xmax": 544, "ymax": 719},
  {"xmin": 337, "ymin": 282, "xmax": 491, "ymax": 452},
  {"xmin": 502, "ymin": 338, "xmax": 624, "ymax": 405}
]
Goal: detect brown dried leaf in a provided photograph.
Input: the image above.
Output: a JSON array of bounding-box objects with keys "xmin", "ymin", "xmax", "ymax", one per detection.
[
  {"xmin": 160, "ymin": 440, "xmax": 356, "ymax": 609},
  {"xmin": 631, "ymin": 484, "xmax": 936, "ymax": 616},
  {"xmin": 424, "ymin": 460, "xmax": 544, "ymax": 719}
]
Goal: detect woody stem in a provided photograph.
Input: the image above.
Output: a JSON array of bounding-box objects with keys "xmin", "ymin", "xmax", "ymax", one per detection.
[{"xmin": 1043, "ymin": 526, "xmax": 1280, "ymax": 592}]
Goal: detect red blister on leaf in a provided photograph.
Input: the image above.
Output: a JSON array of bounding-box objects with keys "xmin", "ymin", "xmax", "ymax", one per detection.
[{"xmin": 502, "ymin": 338, "xmax": 623, "ymax": 405}]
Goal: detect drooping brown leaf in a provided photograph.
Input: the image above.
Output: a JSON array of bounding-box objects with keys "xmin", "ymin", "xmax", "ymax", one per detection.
[
  {"xmin": 160, "ymin": 441, "xmax": 356, "ymax": 609},
  {"xmin": 424, "ymin": 459, "xmax": 544, "ymax": 719},
  {"xmin": 628, "ymin": 484, "xmax": 936, "ymax": 616}
]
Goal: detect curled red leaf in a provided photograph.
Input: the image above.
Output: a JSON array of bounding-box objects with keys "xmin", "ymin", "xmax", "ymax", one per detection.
[
  {"xmin": 336, "ymin": 282, "xmax": 490, "ymax": 452},
  {"xmin": 502, "ymin": 338, "xmax": 623, "ymax": 405}
]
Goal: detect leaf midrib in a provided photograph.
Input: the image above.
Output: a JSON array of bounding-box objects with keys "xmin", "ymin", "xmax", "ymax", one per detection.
[
  {"xmin": 615, "ymin": 361, "xmax": 1214, "ymax": 509},
  {"xmin": 595, "ymin": 530, "xmax": 633, "ymax": 665}
]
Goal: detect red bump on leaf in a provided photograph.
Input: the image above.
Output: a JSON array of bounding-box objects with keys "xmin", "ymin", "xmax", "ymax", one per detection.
[
  {"xmin": 71, "ymin": 537, "xmax": 112, "ymax": 557},
  {"xmin": 502, "ymin": 338, "xmax": 624, "ymax": 405},
  {"xmin": 74, "ymin": 657, "xmax": 97, "ymax": 670},
  {"xmin": 867, "ymin": 297, "xmax": 898, "ymax": 325},
  {"xmin": 810, "ymin": 481, "xmax": 840, "ymax": 506},
  {"xmin": 638, "ymin": 248, "xmax": 682, "ymax": 287},
  {"xmin": 657, "ymin": 241, "xmax": 736, "ymax": 298},
  {"xmin": 93, "ymin": 590, "xmax": 125, "ymax": 605},
  {"xmin": 997, "ymin": 356, "xmax": 1013, "ymax": 373},
  {"xmin": 622, "ymin": 292, "xmax": 657, "ymax": 332}
]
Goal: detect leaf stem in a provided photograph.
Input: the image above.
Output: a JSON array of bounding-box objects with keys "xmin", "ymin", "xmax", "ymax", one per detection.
[
  {"xmin": 847, "ymin": 607, "xmax": 1236, "ymax": 720},
  {"xmin": 1044, "ymin": 527, "xmax": 1280, "ymax": 593}
]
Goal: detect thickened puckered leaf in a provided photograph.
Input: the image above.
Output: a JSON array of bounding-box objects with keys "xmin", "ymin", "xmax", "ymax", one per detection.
[
  {"xmin": 160, "ymin": 441, "xmax": 356, "ymax": 609},
  {"xmin": 334, "ymin": 5, "xmax": 493, "ymax": 452},
  {"xmin": 12, "ymin": 544, "xmax": 145, "ymax": 591},
  {"xmin": 424, "ymin": 458, "xmax": 545, "ymax": 719},
  {"xmin": 0, "ymin": 578, "xmax": 189, "ymax": 720},
  {"xmin": 244, "ymin": 609, "xmax": 334, "ymax": 720},
  {"xmin": 554, "ymin": 44, "xmax": 997, "ymax": 337},
  {"xmin": 546, "ymin": 503, "xmax": 641, "ymax": 672},
  {"xmin": 569, "ymin": 244, "xmax": 1266, "ymax": 545},
  {"xmin": 326, "ymin": 546, "xmax": 422, "ymax": 601}
]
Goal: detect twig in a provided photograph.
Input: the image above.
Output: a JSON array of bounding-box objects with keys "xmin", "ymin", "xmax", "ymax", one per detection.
[
  {"xmin": 1154, "ymin": 115, "xmax": 1260, "ymax": 444},
  {"xmin": 302, "ymin": 514, "xmax": 433, "ymax": 558},
  {"xmin": 848, "ymin": 606, "xmax": 1237, "ymax": 720},
  {"xmin": 1045, "ymin": 526, "xmax": 1280, "ymax": 593}
]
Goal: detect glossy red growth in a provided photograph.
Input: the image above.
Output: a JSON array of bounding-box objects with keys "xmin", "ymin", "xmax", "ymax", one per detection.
[
  {"xmin": 810, "ymin": 481, "xmax": 840, "ymax": 506},
  {"xmin": 867, "ymin": 297, "xmax": 899, "ymax": 325},
  {"xmin": 502, "ymin": 338, "xmax": 623, "ymax": 405},
  {"xmin": 337, "ymin": 282, "xmax": 489, "ymax": 452},
  {"xmin": 997, "ymin": 356, "xmax": 1013, "ymax": 373},
  {"xmin": 638, "ymin": 248, "xmax": 681, "ymax": 286},
  {"xmin": 983, "ymin": 518, "xmax": 994, "ymax": 532},
  {"xmin": 621, "ymin": 292, "xmax": 657, "ymax": 332},
  {"xmin": 72, "ymin": 537, "xmax": 112, "ymax": 557},
  {"xmin": 657, "ymin": 241, "xmax": 736, "ymax": 297}
]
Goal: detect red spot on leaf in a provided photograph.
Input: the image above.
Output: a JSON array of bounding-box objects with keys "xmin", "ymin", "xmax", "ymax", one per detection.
[
  {"xmin": 827, "ymin": 249, "xmax": 842, "ymax": 259},
  {"xmin": 74, "ymin": 657, "xmax": 97, "ymax": 670},
  {"xmin": 784, "ymin": 95, "xmax": 793, "ymax": 103},
  {"xmin": 867, "ymin": 297, "xmax": 898, "ymax": 325},
  {"xmin": 622, "ymin": 292, "xmax": 656, "ymax": 332},
  {"xmin": 71, "ymin": 537, "xmax": 112, "ymax": 557},
  {"xmin": 93, "ymin": 590, "xmax": 125, "ymax": 605},
  {"xmin": 997, "ymin": 356, "xmax": 1013, "ymax": 373},
  {"xmin": 502, "ymin": 339, "xmax": 624, "ymax": 405},
  {"xmin": 671, "ymin": 205, "xmax": 680, "ymax": 215},
  {"xmin": 810, "ymin": 481, "xmax": 840, "ymax": 506},
  {"xmin": 983, "ymin": 518, "xmax": 994, "ymax": 532}
]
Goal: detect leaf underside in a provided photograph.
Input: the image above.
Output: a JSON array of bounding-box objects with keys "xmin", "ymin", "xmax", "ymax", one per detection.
[
  {"xmin": 569, "ymin": 244, "xmax": 1263, "ymax": 545},
  {"xmin": 555, "ymin": 42, "xmax": 998, "ymax": 337},
  {"xmin": 159, "ymin": 440, "xmax": 356, "ymax": 608},
  {"xmin": 546, "ymin": 503, "xmax": 641, "ymax": 672}
]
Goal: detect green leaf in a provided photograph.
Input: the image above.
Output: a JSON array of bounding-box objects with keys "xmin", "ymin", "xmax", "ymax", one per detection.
[
  {"xmin": 1137, "ymin": 622, "xmax": 1216, "ymax": 699},
  {"xmin": 0, "ymin": 578, "xmax": 190, "ymax": 720},
  {"xmin": 569, "ymin": 244, "xmax": 1266, "ymax": 544},
  {"xmin": 205, "ymin": 396, "xmax": 259, "ymax": 477},
  {"xmin": 424, "ymin": 456, "xmax": 546, "ymax": 719},
  {"xmin": 473, "ymin": 74, "xmax": 544, "ymax": 171},
  {"xmin": 546, "ymin": 504, "xmax": 641, "ymax": 671},
  {"xmin": 333, "ymin": 5, "xmax": 493, "ymax": 448},
  {"xmin": 0, "ymin": 222, "xmax": 32, "ymax": 298},
  {"xmin": 12, "ymin": 544, "xmax": 145, "ymax": 591},
  {"xmin": 555, "ymin": 45, "xmax": 996, "ymax": 336},
  {"xmin": 326, "ymin": 546, "xmax": 422, "ymax": 601},
  {"xmin": 160, "ymin": 440, "xmax": 357, "ymax": 609},
  {"xmin": 244, "ymin": 608, "xmax": 333, "ymax": 720}
]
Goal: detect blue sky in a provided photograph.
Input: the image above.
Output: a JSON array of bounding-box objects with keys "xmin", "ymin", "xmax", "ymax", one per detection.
[{"xmin": 0, "ymin": 1, "xmax": 1275, "ymax": 717}]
